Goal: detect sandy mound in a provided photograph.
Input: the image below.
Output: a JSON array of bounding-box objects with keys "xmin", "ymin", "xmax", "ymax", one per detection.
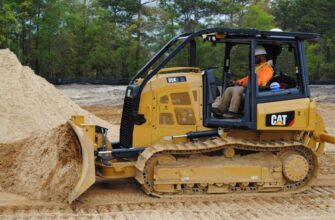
[
  {"xmin": 0, "ymin": 49, "xmax": 114, "ymax": 143},
  {"xmin": 0, "ymin": 123, "xmax": 81, "ymax": 202},
  {"xmin": 0, "ymin": 49, "xmax": 120, "ymax": 203}
]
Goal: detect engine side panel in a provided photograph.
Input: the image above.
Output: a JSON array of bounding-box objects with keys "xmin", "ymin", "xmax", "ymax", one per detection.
[
  {"xmin": 257, "ymin": 98, "xmax": 316, "ymax": 131},
  {"xmin": 132, "ymin": 70, "xmax": 207, "ymax": 147}
]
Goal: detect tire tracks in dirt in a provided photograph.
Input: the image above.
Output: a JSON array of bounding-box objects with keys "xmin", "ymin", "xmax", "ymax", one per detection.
[{"xmin": 1, "ymin": 186, "xmax": 335, "ymax": 219}]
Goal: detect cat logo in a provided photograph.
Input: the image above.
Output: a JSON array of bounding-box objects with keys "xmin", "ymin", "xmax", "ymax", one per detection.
[
  {"xmin": 266, "ymin": 111, "xmax": 295, "ymax": 127},
  {"xmin": 271, "ymin": 115, "xmax": 287, "ymax": 126}
]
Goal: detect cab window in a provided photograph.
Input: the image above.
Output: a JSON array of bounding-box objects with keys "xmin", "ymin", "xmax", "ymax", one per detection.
[
  {"xmin": 230, "ymin": 44, "xmax": 250, "ymax": 81},
  {"xmin": 273, "ymin": 43, "xmax": 299, "ymax": 89},
  {"xmin": 257, "ymin": 41, "xmax": 303, "ymax": 97}
]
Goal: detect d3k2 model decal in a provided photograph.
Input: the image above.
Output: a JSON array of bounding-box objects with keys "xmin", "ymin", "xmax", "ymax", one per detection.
[{"xmin": 266, "ymin": 111, "xmax": 295, "ymax": 127}]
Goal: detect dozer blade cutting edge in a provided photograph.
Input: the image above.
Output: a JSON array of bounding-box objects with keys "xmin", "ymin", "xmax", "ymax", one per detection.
[{"xmin": 68, "ymin": 116, "xmax": 96, "ymax": 203}]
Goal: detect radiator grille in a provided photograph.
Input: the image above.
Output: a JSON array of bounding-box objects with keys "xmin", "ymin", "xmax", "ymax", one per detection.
[
  {"xmin": 174, "ymin": 107, "xmax": 196, "ymax": 125},
  {"xmin": 170, "ymin": 92, "xmax": 191, "ymax": 105},
  {"xmin": 159, "ymin": 113, "xmax": 174, "ymax": 125},
  {"xmin": 160, "ymin": 95, "xmax": 169, "ymax": 104}
]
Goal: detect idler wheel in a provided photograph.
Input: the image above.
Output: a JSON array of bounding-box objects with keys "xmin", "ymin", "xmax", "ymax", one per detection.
[{"xmin": 282, "ymin": 152, "xmax": 309, "ymax": 182}]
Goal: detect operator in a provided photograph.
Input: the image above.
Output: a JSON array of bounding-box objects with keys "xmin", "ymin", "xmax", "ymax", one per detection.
[{"xmin": 212, "ymin": 46, "xmax": 274, "ymax": 118}]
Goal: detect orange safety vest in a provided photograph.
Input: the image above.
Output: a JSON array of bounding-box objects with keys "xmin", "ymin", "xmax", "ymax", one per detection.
[{"xmin": 235, "ymin": 62, "xmax": 274, "ymax": 87}]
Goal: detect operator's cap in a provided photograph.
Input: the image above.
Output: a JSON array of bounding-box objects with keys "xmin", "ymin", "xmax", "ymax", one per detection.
[{"xmin": 255, "ymin": 46, "xmax": 267, "ymax": 56}]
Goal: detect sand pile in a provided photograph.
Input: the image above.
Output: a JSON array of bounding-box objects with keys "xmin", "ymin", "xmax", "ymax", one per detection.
[
  {"xmin": 0, "ymin": 49, "xmax": 114, "ymax": 143},
  {"xmin": 0, "ymin": 123, "xmax": 81, "ymax": 202},
  {"xmin": 0, "ymin": 49, "xmax": 118, "ymax": 203}
]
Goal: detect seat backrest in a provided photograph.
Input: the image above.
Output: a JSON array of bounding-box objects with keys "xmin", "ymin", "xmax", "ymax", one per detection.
[{"xmin": 204, "ymin": 69, "xmax": 217, "ymax": 104}]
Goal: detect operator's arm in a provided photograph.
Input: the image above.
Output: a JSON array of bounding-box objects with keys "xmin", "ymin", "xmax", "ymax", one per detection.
[{"xmin": 235, "ymin": 76, "xmax": 249, "ymax": 87}]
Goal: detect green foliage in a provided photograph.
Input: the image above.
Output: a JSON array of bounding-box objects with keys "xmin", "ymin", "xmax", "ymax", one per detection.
[
  {"xmin": 305, "ymin": 43, "xmax": 321, "ymax": 80},
  {"xmin": 272, "ymin": 0, "xmax": 335, "ymax": 79},
  {"xmin": 0, "ymin": 0, "xmax": 334, "ymax": 80},
  {"xmin": 0, "ymin": 1, "xmax": 18, "ymax": 47},
  {"xmin": 159, "ymin": 0, "xmax": 218, "ymax": 32},
  {"xmin": 241, "ymin": 3, "xmax": 275, "ymax": 30}
]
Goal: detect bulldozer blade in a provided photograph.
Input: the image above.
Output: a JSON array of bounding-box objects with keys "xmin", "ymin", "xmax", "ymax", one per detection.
[{"xmin": 68, "ymin": 119, "xmax": 96, "ymax": 203}]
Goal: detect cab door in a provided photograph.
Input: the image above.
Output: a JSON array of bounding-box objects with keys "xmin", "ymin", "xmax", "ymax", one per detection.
[{"xmin": 204, "ymin": 40, "xmax": 256, "ymax": 129}]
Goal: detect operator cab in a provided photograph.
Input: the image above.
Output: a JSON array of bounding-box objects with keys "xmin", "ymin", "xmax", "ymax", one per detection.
[
  {"xmin": 208, "ymin": 38, "xmax": 303, "ymax": 118},
  {"xmin": 201, "ymin": 31, "xmax": 313, "ymax": 129}
]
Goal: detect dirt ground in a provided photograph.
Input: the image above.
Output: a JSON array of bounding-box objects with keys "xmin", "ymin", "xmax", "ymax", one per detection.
[
  {"xmin": 81, "ymin": 105, "xmax": 123, "ymax": 124},
  {"xmin": 1, "ymin": 85, "xmax": 335, "ymax": 219}
]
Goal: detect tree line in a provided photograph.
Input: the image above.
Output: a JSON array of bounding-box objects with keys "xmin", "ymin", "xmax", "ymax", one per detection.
[{"xmin": 0, "ymin": 0, "xmax": 334, "ymax": 80}]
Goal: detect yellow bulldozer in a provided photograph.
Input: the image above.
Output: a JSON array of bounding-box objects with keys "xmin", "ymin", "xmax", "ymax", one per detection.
[{"xmin": 68, "ymin": 28, "xmax": 335, "ymax": 203}]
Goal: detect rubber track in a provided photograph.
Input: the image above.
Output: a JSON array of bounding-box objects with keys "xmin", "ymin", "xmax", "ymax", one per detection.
[{"xmin": 134, "ymin": 137, "xmax": 317, "ymax": 195}]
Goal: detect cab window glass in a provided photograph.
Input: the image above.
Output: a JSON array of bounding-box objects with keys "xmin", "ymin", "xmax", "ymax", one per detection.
[
  {"xmin": 196, "ymin": 38, "xmax": 224, "ymax": 69},
  {"xmin": 257, "ymin": 42, "xmax": 300, "ymax": 94},
  {"xmin": 274, "ymin": 43, "xmax": 298, "ymax": 89},
  {"xmin": 196, "ymin": 38, "xmax": 225, "ymax": 80},
  {"xmin": 230, "ymin": 44, "xmax": 250, "ymax": 81}
]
